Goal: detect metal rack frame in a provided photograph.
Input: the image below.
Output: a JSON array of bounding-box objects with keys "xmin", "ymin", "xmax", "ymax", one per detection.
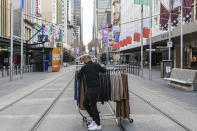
[{"xmin": 75, "ymin": 64, "xmax": 134, "ymax": 131}]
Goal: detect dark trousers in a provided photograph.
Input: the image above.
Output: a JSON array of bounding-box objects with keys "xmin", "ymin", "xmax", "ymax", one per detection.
[{"xmin": 83, "ymin": 90, "xmax": 100, "ymax": 125}]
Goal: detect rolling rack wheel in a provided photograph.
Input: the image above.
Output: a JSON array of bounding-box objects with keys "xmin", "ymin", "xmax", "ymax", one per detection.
[
  {"xmin": 82, "ymin": 116, "xmax": 90, "ymax": 127},
  {"xmin": 128, "ymin": 118, "xmax": 134, "ymax": 123}
]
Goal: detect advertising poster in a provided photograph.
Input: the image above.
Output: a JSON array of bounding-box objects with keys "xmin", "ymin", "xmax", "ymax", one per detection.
[
  {"xmin": 52, "ymin": 48, "xmax": 60, "ymax": 72},
  {"xmin": 102, "ymin": 25, "xmax": 109, "ymax": 43}
]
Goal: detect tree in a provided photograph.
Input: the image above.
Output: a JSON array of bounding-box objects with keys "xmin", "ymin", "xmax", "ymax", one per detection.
[
  {"xmin": 63, "ymin": 50, "xmax": 75, "ymax": 62},
  {"xmin": 100, "ymin": 53, "xmax": 107, "ymax": 63}
]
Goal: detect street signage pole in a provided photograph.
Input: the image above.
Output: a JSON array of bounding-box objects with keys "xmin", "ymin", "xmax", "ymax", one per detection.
[
  {"xmin": 180, "ymin": 5, "xmax": 183, "ymax": 69},
  {"xmin": 141, "ymin": 5, "xmax": 144, "ymax": 78},
  {"xmin": 168, "ymin": 0, "xmax": 172, "ymax": 61},
  {"xmin": 10, "ymin": 0, "xmax": 14, "ymax": 81},
  {"xmin": 149, "ymin": 0, "xmax": 152, "ymax": 80},
  {"xmin": 20, "ymin": 0, "xmax": 24, "ymax": 79},
  {"xmin": 42, "ymin": 24, "xmax": 45, "ymax": 72}
]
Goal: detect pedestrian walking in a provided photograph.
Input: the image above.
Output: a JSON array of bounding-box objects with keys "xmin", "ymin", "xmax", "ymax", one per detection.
[{"xmin": 77, "ymin": 55, "xmax": 106, "ymax": 130}]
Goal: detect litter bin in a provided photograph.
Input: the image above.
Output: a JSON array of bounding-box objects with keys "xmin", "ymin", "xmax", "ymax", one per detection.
[{"xmin": 161, "ymin": 60, "xmax": 173, "ymax": 78}]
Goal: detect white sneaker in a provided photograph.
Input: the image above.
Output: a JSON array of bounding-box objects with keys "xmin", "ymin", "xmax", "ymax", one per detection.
[
  {"xmin": 88, "ymin": 121, "xmax": 96, "ymax": 128},
  {"xmin": 88, "ymin": 124, "xmax": 102, "ymax": 130}
]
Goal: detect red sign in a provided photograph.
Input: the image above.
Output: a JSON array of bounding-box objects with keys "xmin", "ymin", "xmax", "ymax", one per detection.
[{"xmin": 36, "ymin": 0, "xmax": 39, "ymax": 14}]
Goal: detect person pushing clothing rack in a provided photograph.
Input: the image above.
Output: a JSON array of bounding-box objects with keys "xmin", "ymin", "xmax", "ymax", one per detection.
[{"xmin": 77, "ymin": 55, "xmax": 106, "ymax": 130}]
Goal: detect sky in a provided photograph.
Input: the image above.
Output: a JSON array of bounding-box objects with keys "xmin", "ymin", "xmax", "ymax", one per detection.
[{"xmin": 82, "ymin": 0, "xmax": 93, "ymax": 48}]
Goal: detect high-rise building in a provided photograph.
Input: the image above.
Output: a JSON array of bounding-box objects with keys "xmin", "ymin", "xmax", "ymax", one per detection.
[
  {"xmin": 93, "ymin": 0, "xmax": 112, "ymax": 39},
  {"xmin": 72, "ymin": 0, "xmax": 82, "ymax": 41}
]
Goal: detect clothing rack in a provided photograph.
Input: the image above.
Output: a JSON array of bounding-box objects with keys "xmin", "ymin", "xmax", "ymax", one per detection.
[{"xmin": 75, "ymin": 64, "xmax": 133, "ymax": 131}]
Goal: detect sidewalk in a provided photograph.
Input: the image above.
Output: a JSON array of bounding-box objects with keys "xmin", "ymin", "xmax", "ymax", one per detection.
[{"xmin": 129, "ymin": 68, "xmax": 197, "ymax": 131}]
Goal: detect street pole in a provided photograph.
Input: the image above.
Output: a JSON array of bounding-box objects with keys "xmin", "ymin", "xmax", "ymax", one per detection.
[
  {"xmin": 10, "ymin": 0, "xmax": 14, "ymax": 81},
  {"xmin": 149, "ymin": 0, "xmax": 152, "ymax": 80},
  {"xmin": 180, "ymin": 5, "xmax": 183, "ymax": 69},
  {"xmin": 20, "ymin": 7, "xmax": 24, "ymax": 79},
  {"xmin": 107, "ymin": 36, "xmax": 109, "ymax": 65},
  {"xmin": 61, "ymin": 42, "xmax": 63, "ymax": 67},
  {"xmin": 168, "ymin": 3, "xmax": 172, "ymax": 61},
  {"xmin": 141, "ymin": 5, "xmax": 144, "ymax": 78},
  {"xmin": 42, "ymin": 24, "xmax": 45, "ymax": 72}
]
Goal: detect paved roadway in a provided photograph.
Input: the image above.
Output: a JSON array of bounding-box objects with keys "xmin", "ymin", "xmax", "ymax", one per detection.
[{"xmin": 0, "ymin": 66, "xmax": 187, "ymax": 131}]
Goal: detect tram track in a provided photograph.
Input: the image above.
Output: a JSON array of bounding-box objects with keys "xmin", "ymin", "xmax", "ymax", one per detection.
[
  {"xmin": 0, "ymin": 69, "xmax": 73, "ymax": 113},
  {"xmin": 129, "ymin": 91, "xmax": 191, "ymax": 131},
  {"xmin": 30, "ymin": 77, "xmax": 74, "ymax": 131}
]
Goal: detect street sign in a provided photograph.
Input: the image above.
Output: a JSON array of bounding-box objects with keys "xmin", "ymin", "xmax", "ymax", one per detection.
[
  {"xmin": 38, "ymin": 35, "xmax": 48, "ymax": 42},
  {"xmin": 167, "ymin": 40, "xmax": 173, "ymax": 48},
  {"xmin": 146, "ymin": 49, "xmax": 156, "ymax": 51}
]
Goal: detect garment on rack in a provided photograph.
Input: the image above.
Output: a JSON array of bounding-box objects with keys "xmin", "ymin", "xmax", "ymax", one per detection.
[
  {"xmin": 116, "ymin": 73, "xmax": 130, "ymax": 118},
  {"xmin": 79, "ymin": 76, "xmax": 86, "ymax": 110},
  {"xmin": 74, "ymin": 71, "xmax": 81, "ymax": 104},
  {"xmin": 99, "ymin": 73, "xmax": 111, "ymax": 104},
  {"xmin": 110, "ymin": 72, "xmax": 123, "ymax": 101}
]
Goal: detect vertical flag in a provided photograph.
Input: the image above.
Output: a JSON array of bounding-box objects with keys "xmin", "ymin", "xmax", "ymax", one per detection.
[
  {"xmin": 171, "ymin": 0, "xmax": 182, "ymax": 27},
  {"xmin": 183, "ymin": 0, "xmax": 192, "ymax": 23},
  {"xmin": 160, "ymin": 3, "xmax": 169, "ymax": 31},
  {"xmin": 171, "ymin": 7, "xmax": 179, "ymax": 27},
  {"xmin": 134, "ymin": 0, "xmax": 150, "ymax": 6},
  {"xmin": 102, "ymin": 25, "xmax": 109, "ymax": 43},
  {"xmin": 143, "ymin": 19, "xmax": 150, "ymax": 38},
  {"xmin": 20, "ymin": 0, "xmax": 24, "ymax": 11},
  {"xmin": 134, "ymin": 25, "xmax": 141, "ymax": 42}
]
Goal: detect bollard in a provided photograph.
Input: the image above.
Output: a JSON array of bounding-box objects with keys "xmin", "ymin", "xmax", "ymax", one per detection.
[
  {"xmin": 2, "ymin": 66, "xmax": 6, "ymax": 77},
  {"xmin": 7, "ymin": 66, "xmax": 10, "ymax": 76},
  {"xmin": 13, "ymin": 66, "xmax": 15, "ymax": 76},
  {"xmin": 137, "ymin": 66, "xmax": 140, "ymax": 76},
  {"xmin": 48, "ymin": 66, "xmax": 50, "ymax": 73},
  {"xmin": 16, "ymin": 66, "xmax": 19, "ymax": 75},
  {"xmin": 28, "ymin": 65, "xmax": 30, "ymax": 72},
  {"xmin": 25, "ymin": 65, "xmax": 27, "ymax": 73}
]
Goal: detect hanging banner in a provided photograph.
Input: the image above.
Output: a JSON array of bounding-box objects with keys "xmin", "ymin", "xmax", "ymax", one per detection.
[
  {"xmin": 76, "ymin": 47, "xmax": 79, "ymax": 55},
  {"xmin": 160, "ymin": 3, "xmax": 169, "ymax": 31},
  {"xmin": 52, "ymin": 48, "xmax": 60, "ymax": 72},
  {"xmin": 102, "ymin": 25, "xmax": 109, "ymax": 43},
  {"xmin": 112, "ymin": 26, "xmax": 120, "ymax": 42},
  {"xmin": 183, "ymin": 0, "xmax": 192, "ymax": 23},
  {"xmin": 134, "ymin": 25, "xmax": 141, "ymax": 42}
]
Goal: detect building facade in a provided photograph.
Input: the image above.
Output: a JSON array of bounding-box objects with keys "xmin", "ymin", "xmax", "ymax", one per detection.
[
  {"xmin": 118, "ymin": 0, "xmax": 197, "ymax": 69},
  {"xmin": 0, "ymin": 0, "xmax": 10, "ymax": 67}
]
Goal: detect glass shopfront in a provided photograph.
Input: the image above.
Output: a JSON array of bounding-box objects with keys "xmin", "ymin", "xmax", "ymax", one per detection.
[{"xmin": 0, "ymin": 45, "xmax": 9, "ymax": 68}]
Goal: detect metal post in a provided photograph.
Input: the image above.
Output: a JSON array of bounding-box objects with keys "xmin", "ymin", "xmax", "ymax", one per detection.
[
  {"xmin": 149, "ymin": 0, "xmax": 152, "ymax": 80},
  {"xmin": 3, "ymin": 66, "xmax": 6, "ymax": 77},
  {"xmin": 42, "ymin": 24, "xmax": 45, "ymax": 72},
  {"xmin": 20, "ymin": 8, "xmax": 24, "ymax": 78},
  {"xmin": 107, "ymin": 36, "xmax": 109, "ymax": 65},
  {"xmin": 180, "ymin": 5, "xmax": 183, "ymax": 69},
  {"xmin": 10, "ymin": 0, "xmax": 14, "ymax": 81},
  {"xmin": 49, "ymin": 51, "xmax": 52, "ymax": 72},
  {"xmin": 168, "ymin": 5, "xmax": 172, "ymax": 60},
  {"xmin": 61, "ymin": 43, "xmax": 63, "ymax": 67},
  {"xmin": 140, "ymin": 5, "xmax": 144, "ymax": 77}
]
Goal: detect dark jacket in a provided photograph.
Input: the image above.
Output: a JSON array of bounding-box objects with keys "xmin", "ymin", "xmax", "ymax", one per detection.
[{"xmin": 77, "ymin": 61, "xmax": 106, "ymax": 89}]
